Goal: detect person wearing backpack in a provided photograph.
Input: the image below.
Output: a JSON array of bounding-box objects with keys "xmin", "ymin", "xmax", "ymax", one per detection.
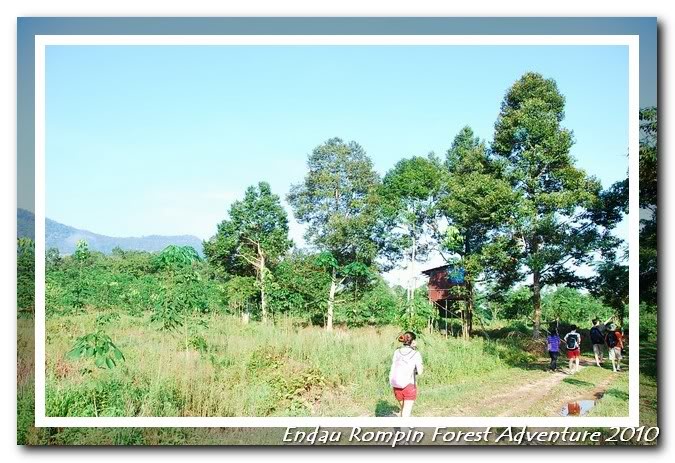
[
  {"xmin": 590, "ymin": 319, "xmax": 606, "ymax": 367},
  {"xmin": 546, "ymin": 327, "xmax": 564, "ymax": 371},
  {"xmin": 605, "ymin": 324, "xmax": 624, "ymax": 372},
  {"xmin": 389, "ymin": 331, "xmax": 423, "ymax": 417},
  {"xmin": 563, "ymin": 325, "xmax": 582, "ymax": 373}
]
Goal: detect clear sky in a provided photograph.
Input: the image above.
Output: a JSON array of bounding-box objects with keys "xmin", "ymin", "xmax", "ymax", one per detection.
[{"xmin": 45, "ymin": 44, "xmax": 629, "ymax": 284}]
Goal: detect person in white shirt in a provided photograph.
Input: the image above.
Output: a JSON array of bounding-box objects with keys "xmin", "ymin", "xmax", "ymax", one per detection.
[{"xmin": 389, "ymin": 331, "xmax": 423, "ymax": 417}]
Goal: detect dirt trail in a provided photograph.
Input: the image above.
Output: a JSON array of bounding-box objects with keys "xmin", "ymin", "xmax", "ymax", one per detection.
[
  {"xmin": 491, "ymin": 359, "xmax": 619, "ymax": 417},
  {"xmin": 493, "ymin": 370, "xmax": 572, "ymax": 417},
  {"xmin": 375, "ymin": 356, "xmax": 625, "ymax": 417}
]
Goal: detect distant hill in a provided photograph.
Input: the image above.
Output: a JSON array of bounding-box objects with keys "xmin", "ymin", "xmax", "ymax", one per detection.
[{"xmin": 17, "ymin": 208, "xmax": 204, "ymax": 255}]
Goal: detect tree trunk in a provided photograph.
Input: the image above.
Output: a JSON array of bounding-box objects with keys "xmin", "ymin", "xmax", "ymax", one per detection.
[
  {"xmin": 259, "ymin": 254, "xmax": 267, "ymax": 323},
  {"xmin": 462, "ymin": 238, "xmax": 473, "ymax": 339},
  {"xmin": 532, "ymin": 268, "xmax": 542, "ymax": 338},
  {"xmin": 407, "ymin": 230, "xmax": 416, "ymax": 316},
  {"xmin": 463, "ymin": 280, "xmax": 473, "ymax": 339},
  {"xmin": 327, "ymin": 268, "xmax": 337, "ymax": 331}
]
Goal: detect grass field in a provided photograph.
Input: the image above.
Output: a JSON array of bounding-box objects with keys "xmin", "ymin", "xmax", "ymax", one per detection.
[
  {"xmin": 36, "ymin": 312, "xmax": 631, "ymax": 419},
  {"xmin": 17, "ymin": 311, "xmax": 659, "ymax": 445}
]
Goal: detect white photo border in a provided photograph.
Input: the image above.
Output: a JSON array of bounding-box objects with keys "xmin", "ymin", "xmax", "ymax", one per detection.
[{"xmin": 34, "ymin": 34, "xmax": 640, "ymax": 428}]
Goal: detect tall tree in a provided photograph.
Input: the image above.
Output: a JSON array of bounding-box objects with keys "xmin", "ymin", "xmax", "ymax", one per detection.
[
  {"xmin": 491, "ymin": 72, "xmax": 609, "ymax": 337},
  {"xmin": 380, "ymin": 155, "xmax": 444, "ymax": 306},
  {"xmin": 439, "ymin": 126, "xmax": 518, "ymax": 337},
  {"xmin": 639, "ymin": 107, "xmax": 657, "ymax": 306},
  {"xmin": 287, "ymin": 138, "xmax": 380, "ymax": 331},
  {"xmin": 204, "ymin": 182, "xmax": 292, "ymax": 322},
  {"xmin": 589, "ymin": 169, "xmax": 629, "ymax": 325}
]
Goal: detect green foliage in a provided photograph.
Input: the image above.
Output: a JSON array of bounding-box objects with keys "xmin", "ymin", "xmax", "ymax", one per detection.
[
  {"xmin": 336, "ymin": 276, "xmax": 401, "ymax": 327},
  {"xmin": 397, "ymin": 291, "xmax": 435, "ymax": 333},
  {"xmin": 287, "ymin": 137, "xmax": 382, "ymax": 329},
  {"xmin": 287, "ymin": 137, "xmax": 381, "ymax": 263},
  {"xmin": 591, "ymin": 258, "xmax": 629, "ymax": 324},
  {"xmin": 151, "ymin": 246, "xmax": 211, "ymax": 330},
  {"xmin": 151, "ymin": 278, "xmax": 186, "ymax": 332},
  {"xmin": 204, "ymin": 182, "xmax": 292, "ymax": 321},
  {"xmin": 221, "ymin": 275, "xmax": 258, "ymax": 309},
  {"xmin": 66, "ymin": 330, "xmax": 125, "ymax": 369},
  {"xmin": 154, "ymin": 245, "xmax": 200, "ymax": 271},
  {"xmin": 205, "ymin": 182, "xmax": 292, "ymax": 275},
  {"xmin": 379, "ymin": 154, "xmax": 444, "ymax": 271},
  {"xmin": 491, "ymin": 286, "xmax": 533, "ymax": 320},
  {"xmin": 96, "ymin": 311, "xmax": 121, "ymax": 327},
  {"xmin": 70, "ymin": 240, "xmax": 93, "ymax": 310},
  {"xmin": 17, "ymin": 238, "xmax": 35, "ymax": 313},
  {"xmin": 268, "ymin": 251, "xmax": 331, "ymax": 323},
  {"xmin": 541, "ymin": 286, "xmax": 614, "ymax": 326},
  {"xmin": 287, "ymin": 138, "xmax": 381, "ymax": 266},
  {"xmin": 46, "ymin": 247, "xmax": 62, "ymax": 270},
  {"xmin": 639, "ymin": 107, "xmax": 657, "ymax": 307},
  {"xmin": 490, "ymin": 72, "xmax": 621, "ymax": 335},
  {"xmin": 441, "ymin": 126, "xmax": 518, "ymax": 277},
  {"xmin": 639, "ymin": 302, "xmax": 657, "ymax": 342},
  {"xmin": 45, "ymin": 245, "xmax": 220, "ymax": 319},
  {"xmin": 188, "ymin": 335, "xmax": 209, "ymax": 353}
]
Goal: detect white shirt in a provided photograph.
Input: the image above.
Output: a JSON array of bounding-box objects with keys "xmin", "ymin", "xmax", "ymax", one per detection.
[{"xmin": 389, "ymin": 347, "xmax": 423, "ymax": 388}]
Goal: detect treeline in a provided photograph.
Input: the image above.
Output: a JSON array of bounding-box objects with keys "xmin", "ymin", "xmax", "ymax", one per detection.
[
  {"xmin": 201, "ymin": 72, "xmax": 630, "ymax": 337},
  {"xmin": 27, "ymin": 238, "xmax": 619, "ymax": 332},
  {"xmin": 18, "ymin": 72, "xmax": 658, "ymax": 339}
]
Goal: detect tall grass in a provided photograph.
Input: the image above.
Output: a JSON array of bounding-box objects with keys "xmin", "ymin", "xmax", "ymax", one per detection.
[{"xmin": 45, "ymin": 312, "xmax": 555, "ymax": 417}]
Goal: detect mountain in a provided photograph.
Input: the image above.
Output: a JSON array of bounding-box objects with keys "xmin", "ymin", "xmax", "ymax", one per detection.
[{"xmin": 17, "ymin": 208, "xmax": 204, "ymax": 255}]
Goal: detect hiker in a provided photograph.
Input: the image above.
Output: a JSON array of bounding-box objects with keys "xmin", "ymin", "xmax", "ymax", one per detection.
[
  {"xmin": 546, "ymin": 327, "xmax": 563, "ymax": 371},
  {"xmin": 389, "ymin": 331, "xmax": 423, "ymax": 417},
  {"xmin": 563, "ymin": 325, "xmax": 582, "ymax": 373},
  {"xmin": 605, "ymin": 323, "xmax": 625, "ymax": 372},
  {"xmin": 590, "ymin": 318, "xmax": 606, "ymax": 367}
]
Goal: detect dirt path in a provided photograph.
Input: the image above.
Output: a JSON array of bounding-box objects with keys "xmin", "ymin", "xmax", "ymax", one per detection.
[
  {"xmin": 490, "ymin": 358, "xmax": 621, "ymax": 417},
  {"xmin": 493, "ymin": 370, "xmax": 574, "ymax": 417},
  {"xmin": 372, "ymin": 355, "xmax": 626, "ymax": 418},
  {"xmin": 417, "ymin": 357, "xmax": 623, "ymax": 417}
]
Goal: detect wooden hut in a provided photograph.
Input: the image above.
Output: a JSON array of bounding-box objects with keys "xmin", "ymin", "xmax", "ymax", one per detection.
[{"xmin": 421, "ymin": 264, "xmax": 471, "ymax": 337}]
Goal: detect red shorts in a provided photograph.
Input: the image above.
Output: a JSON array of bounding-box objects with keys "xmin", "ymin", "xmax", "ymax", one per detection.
[
  {"xmin": 567, "ymin": 349, "xmax": 581, "ymax": 359},
  {"xmin": 393, "ymin": 384, "xmax": 417, "ymax": 401}
]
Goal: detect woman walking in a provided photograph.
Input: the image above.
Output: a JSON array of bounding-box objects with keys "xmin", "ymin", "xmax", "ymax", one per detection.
[{"xmin": 389, "ymin": 331, "xmax": 423, "ymax": 417}]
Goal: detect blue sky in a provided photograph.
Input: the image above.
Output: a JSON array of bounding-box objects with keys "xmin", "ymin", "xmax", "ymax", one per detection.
[{"xmin": 46, "ymin": 44, "xmax": 629, "ymax": 276}]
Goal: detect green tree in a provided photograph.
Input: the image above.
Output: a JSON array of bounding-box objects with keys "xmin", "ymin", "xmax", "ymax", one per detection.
[
  {"xmin": 491, "ymin": 72, "xmax": 611, "ymax": 337},
  {"xmin": 639, "ymin": 107, "xmax": 657, "ymax": 307},
  {"xmin": 439, "ymin": 126, "xmax": 519, "ymax": 337},
  {"xmin": 46, "ymin": 247, "xmax": 62, "ymax": 271},
  {"xmin": 72, "ymin": 240, "xmax": 92, "ymax": 310},
  {"xmin": 17, "ymin": 238, "xmax": 35, "ymax": 313},
  {"xmin": 204, "ymin": 182, "xmax": 292, "ymax": 323},
  {"xmin": 152, "ymin": 245, "xmax": 202, "ymax": 331},
  {"xmin": 152, "ymin": 245, "xmax": 203, "ymax": 363},
  {"xmin": 287, "ymin": 138, "xmax": 380, "ymax": 331},
  {"xmin": 541, "ymin": 286, "xmax": 614, "ymax": 327},
  {"xmin": 379, "ymin": 155, "xmax": 444, "ymax": 306},
  {"xmin": 589, "ymin": 174, "xmax": 629, "ymax": 326},
  {"xmin": 268, "ymin": 251, "xmax": 331, "ymax": 324},
  {"xmin": 591, "ymin": 257, "xmax": 629, "ymax": 325}
]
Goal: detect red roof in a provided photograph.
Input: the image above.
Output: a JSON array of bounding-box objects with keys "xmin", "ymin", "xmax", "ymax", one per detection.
[{"xmin": 421, "ymin": 264, "xmax": 451, "ymax": 275}]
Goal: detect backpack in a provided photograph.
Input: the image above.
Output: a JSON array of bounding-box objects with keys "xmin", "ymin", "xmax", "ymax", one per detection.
[
  {"xmin": 606, "ymin": 331, "xmax": 618, "ymax": 348},
  {"xmin": 389, "ymin": 348, "xmax": 419, "ymax": 388},
  {"xmin": 566, "ymin": 333, "xmax": 579, "ymax": 350},
  {"xmin": 590, "ymin": 326, "xmax": 603, "ymax": 344}
]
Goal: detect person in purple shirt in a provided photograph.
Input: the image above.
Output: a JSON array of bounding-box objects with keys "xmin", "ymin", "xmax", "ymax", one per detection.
[{"xmin": 546, "ymin": 328, "xmax": 563, "ymax": 371}]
